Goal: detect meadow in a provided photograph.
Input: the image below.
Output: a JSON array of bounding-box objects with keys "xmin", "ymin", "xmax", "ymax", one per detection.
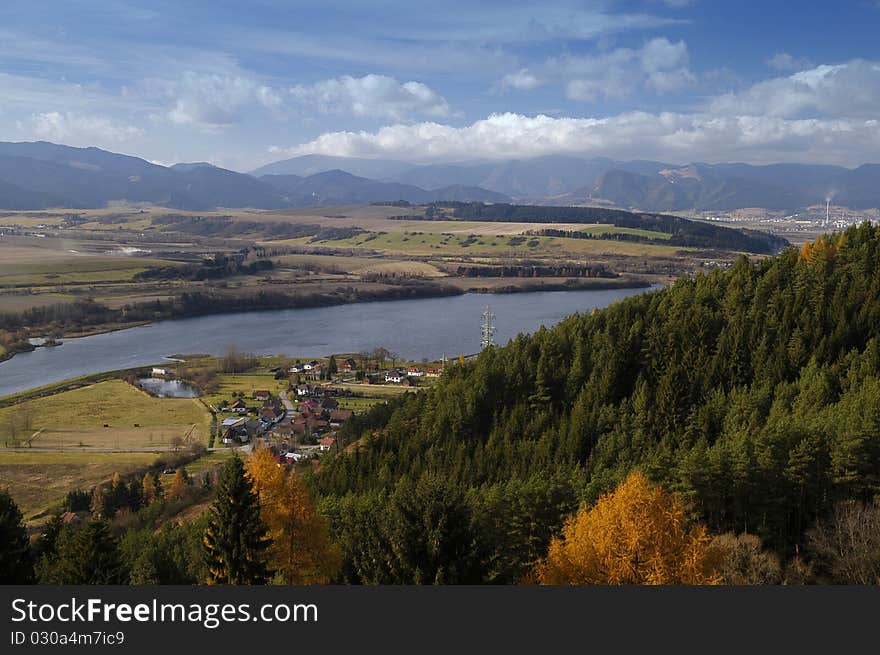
[{"xmin": 0, "ymin": 379, "xmax": 211, "ymax": 448}]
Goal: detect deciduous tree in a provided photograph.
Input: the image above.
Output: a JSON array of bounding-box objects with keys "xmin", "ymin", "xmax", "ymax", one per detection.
[
  {"xmin": 247, "ymin": 447, "xmax": 340, "ymax": 584},
  {"xmin": 536, "ymin": 472, "xmax": 721, "ymax": 585}
]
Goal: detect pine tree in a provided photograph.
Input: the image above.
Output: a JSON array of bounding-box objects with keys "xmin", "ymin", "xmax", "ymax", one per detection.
[
  {"xmin": 50, "ymin": 519, "xmax": 128, "ymax": 585},
  {"xmin": 203, "ymin": 456, "xmax": 270, "ymax": 584},
  {"xmin": 0, "ymin": 490, "xmax": 33, "ymax": 583}
]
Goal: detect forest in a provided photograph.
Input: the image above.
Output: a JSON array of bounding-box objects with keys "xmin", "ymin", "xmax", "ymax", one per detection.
[
  {"xmin": 431, "ymin": 202, "xmax": 790, "ymax": 253},
  {"xmin": 314, "ymin": 221, "xmax": 880, "ymax": 582},
  {"xmin": 3, "ymin": 223, "xmax": 880, "ymax": 585}
]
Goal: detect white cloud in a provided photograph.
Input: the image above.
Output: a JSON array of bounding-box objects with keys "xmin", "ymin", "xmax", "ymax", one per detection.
[
  {"xmin": 17, "ymin": 111, "xmax": 143, "ymax": 144},
  {"xmin": 766, "ymin": 53, "xmax": 813, "ymax": 72},
  {"xmin": 139, "ymin": 71, "xmax": 286, "ymax": 132},
  {"xmin": 272, "ymin": 110, "xmax": 880, "ymax": 167},
  {"xmin": 709, "ymin": 60, "xmax": 880, "ymax": 119},
  {"xmin": 498, "ymin": 38, "xmax": 695, "ymax": 100},
  {"xmin": 288, "ymin": 74, "xmax": 451, "ymax": 120}
]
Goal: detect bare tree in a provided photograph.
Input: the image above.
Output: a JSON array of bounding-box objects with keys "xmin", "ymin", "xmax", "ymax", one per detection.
[{"xmin": 808, "ymin": 499, "xmax": 880, "ymax": 584}]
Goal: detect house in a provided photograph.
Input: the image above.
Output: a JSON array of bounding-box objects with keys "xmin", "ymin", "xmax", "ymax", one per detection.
[
  {"xmin": 426, "ymin": 368, "xmax": 442, "ymax": 378},
  {"xmin": 319, "ymin": 436, "xmax": 336, "ymax": 452},
  {"xmin": 229, "ymin": 399, "xmax": 248, "ymax": 413},
  {"xmin": 221, "ymin": 417, "xmax": 247, "ymax": 430},
  {"xmin": 151, "ymin": 367, "xmax": 170, "ymax": 377},
  {"xmin": 304, "ymin": 364, "xmax": 323, "ymax": 381},
  {"xmin": 330, "ymin": 409, "xmax": 354, "ymax": 427},
  {"xmin": 342, "ymin": 357, "xmax": 359, "ymax": 372},
  {"xmin": 303, "ymin": 360, "xmax": 320, "ymax": 371},
  {"xmin": 407, "ymin": 367, "xmax": 425, "ymax": 377},
  {"xmin": 254, "ymin": 390, "xmax": 271, "ymax": 401},
  {"xmin": 321, "ymin": 397, "xmax": 339, "ymax": 411},
  {"xmin": 260, "ymin": 407, "xmax": 283, "ymax": 423},
  {"xmin": 284, "ymin": 451, "xmax": 305, "ymax": 462},
  {"xmin": 295, "ymin": 384, "xmax": 313, "ymax": 397},
  {"xmin": 289, "ymin": 362, "xmax": 305, "ymax": 374},
  {"xmin": 384, "ymin": 369, "xmax": 406, "ymax": 383}
]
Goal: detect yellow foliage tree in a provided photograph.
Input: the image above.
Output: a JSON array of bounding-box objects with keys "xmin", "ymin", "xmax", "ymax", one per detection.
[
  {"xmin": 799, "ymin": 241, "xmax": 813, "ymax": 262},
  {"xmin": 168, "ymin": 470, "xmax": 187, "ymax": 500},
  {"xmin": 246, "ymin": 447, "xmax": 341, "ymax": 584},
  {"xmin": 142, "ymin": 472, "xmax": 160, "ymax": 504},
  {"xmin": 535, "ymin": 472, "xmax": 721, "ymax": 585}
]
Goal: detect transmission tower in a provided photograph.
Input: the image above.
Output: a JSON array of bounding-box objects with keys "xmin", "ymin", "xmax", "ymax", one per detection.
[{"xmin": 481, "ymin": 305, "xmax": 496, "ymax": 349}]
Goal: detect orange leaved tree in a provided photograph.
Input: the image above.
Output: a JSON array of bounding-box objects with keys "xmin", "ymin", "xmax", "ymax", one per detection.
[
  {"xmin": 247, "ymin": 447, "xmax": 340, "ymax": 584},
  {"xmin": 535, "ymin": 472, "xmax": 721, "ymax": 585}
]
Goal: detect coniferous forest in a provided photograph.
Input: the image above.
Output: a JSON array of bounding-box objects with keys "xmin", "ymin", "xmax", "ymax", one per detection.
[{"xmin": 315, "ymin": 222, "xmax": 880, "ymax": 583}]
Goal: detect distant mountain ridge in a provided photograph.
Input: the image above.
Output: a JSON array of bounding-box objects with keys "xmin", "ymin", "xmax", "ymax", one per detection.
[
  {"xmin": 0, "ymin": 141, "xmax": 509, "ymax": 210},
  {"xmin": 255, "ymin": 153, "xmax": 880, "ymax": 211}
]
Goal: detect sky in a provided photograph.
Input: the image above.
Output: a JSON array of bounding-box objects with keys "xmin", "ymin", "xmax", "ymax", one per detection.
[{"xmin": 1, "ymin": 0, "xmax": 879, "ymax": 171}]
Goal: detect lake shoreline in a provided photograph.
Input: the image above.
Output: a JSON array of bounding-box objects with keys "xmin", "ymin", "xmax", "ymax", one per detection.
[
  {"xmin": 0, "ymin": 285, "xmax": 661, "ymax": 399},
  {"xmin": 0, "ymin": 276, "xmax": 651, "ymax": 365}
]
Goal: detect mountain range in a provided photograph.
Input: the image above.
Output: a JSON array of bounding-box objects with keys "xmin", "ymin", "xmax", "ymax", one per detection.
[
  {"xmin": 0, "ymin": 142, "xmax": 508, "ymax": 211},
  {"xmin": 254, "ymin": 154, "xmax": 880, "ymax": 212},
  {"xmin": 1, "ymin": 141, "xmax": 879, "ymax": 212}
]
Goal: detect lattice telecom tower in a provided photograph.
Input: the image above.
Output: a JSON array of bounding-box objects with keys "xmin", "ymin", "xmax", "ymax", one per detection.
[{"xmin": 481, "ymin": 305, "xmax": 496, "ymax": 349}]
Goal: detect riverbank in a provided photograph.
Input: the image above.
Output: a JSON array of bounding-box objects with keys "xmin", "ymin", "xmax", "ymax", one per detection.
[
  {"xmin": 0, "ymin": 286, "xmax": 660, "ymax": 399},
  {"xmin": 0, "ymin": 274, "xmax": 655, "ymax": 366},
  {"xmin": 0, "ymin": 280, "xmax": 464, "ymax": 365}
]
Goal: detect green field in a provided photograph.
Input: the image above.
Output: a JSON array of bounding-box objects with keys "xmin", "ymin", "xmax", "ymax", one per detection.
[{"xmin": 0, "ymin": 380, "xmax": 211, "ymax": 448}]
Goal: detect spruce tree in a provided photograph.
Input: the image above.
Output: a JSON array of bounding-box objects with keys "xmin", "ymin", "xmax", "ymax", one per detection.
[
  {"xmin": 0, "ymin": 490, "xmax": 33, "ymax": 583},
  {"xmin": 51, "ymin": 519, "xmax": 128, "ymax": 584},
  {"xmin": 203, "ymin": 456, "xmax": 270, "ymax": 584}
]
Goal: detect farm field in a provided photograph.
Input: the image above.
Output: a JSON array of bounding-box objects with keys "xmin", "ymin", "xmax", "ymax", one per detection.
[
  {"xmin": 0, "ymin": 451, "xmax": 159, "ymax": 519},
  {"xmin": 0, "ymin": 379, "xmax": 211, "ymax": 448}
]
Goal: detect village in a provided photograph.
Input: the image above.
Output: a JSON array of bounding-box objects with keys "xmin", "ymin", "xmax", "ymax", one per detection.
[{"xmin": 207, "ymin": 354, "xmax": 446, "ymax": 468}]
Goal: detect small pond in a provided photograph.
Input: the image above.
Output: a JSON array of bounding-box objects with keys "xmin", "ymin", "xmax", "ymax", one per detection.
[{"xmin": 137, "ymin": 378, "xmax": 201, "ymax": 398}]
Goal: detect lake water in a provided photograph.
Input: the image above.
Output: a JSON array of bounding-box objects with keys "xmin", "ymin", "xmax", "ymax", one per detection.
[
  {"xmin": 137, "ymin": 378, "xmax": 201, "ymax": 398},
  {"xmin": 0, "ymin": 287, "xmax": 658, "ymax": 397}
]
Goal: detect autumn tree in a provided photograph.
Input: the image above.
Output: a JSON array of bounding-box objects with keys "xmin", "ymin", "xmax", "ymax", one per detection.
[
  {"xmin": 142, "ymin": 472, "xmax": 161, "ymax": 504},
  {"xmin": 168, "ymin": 469, "xmax": 189, "ymax": 500},
  {"xmin": 203, "ymin": 456, "xmax": 270, "ymax": 584},
  {"xmin": 709, "ymin": 533, "xmax": 782, "ymax": 585},
  {"xmin": 808, "ymin": 499, "xmax": 880, "ymax": 584},
  {"xmin": 535, "ymin": 472, "xmax": 721, "ymax": 585},
  {"xmin": 247, "ymin": 447, "xmax": 340, "ymax": 584},
  {"xmin": 0, "ymin": 490, "xmax": 33, "ymax": 583}
]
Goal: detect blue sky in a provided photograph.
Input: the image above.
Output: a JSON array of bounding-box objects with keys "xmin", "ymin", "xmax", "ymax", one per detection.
[{"xmin": 1, "ymin": 0, "xmax": 878, "ymax": 170}]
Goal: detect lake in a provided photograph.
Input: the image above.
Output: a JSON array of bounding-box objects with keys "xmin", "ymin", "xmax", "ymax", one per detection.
[
  {"xmin": 0, "ymin": 287, "xmax": 658, "ymax": 397},
  {"xmin": 137, "ymin": 378, "xmax": 201, "ymax": 398}
]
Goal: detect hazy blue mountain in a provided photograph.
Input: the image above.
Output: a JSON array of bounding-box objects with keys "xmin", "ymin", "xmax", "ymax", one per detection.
[
  {"xmin": 252, "ymin": 154, "xmax": 415, "ymax": 179},
  {"xmin": 0, "ymin": 142, "xmax": 289, "ymax": 210},
  {"xmin": 254, "ymin": 151, "xmax": 880, "ymax": 210},
  {"xmin": 1, "ymin": 141, "xmax": 879, "ymax": 212},
  {"xmin": 260, "ymin": 170, "xmax": 510, "ymax": 205}
]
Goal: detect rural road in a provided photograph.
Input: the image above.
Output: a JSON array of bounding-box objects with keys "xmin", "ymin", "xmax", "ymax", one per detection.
[{"xmin": 279, "ymin": 390, "xmax": 295, "ymax": 412}]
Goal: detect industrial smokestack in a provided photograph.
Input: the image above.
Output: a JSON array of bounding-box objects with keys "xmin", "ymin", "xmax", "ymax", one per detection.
[{"xmin": 825, "ymin": 199, "xmax": 830, "ymax": 228}]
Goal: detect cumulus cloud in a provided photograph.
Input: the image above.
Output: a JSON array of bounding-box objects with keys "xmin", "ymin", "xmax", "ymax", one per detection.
[
  {"xmin": 140, "ymin": 71, "xmax": 285, "ymax": 132},
  {"xmin": 288, "ymin": 74, "xmax": 451, "ymax": 120},
  {"xmin": 498, "ymin": 38, "xmax": 695, "ymax": 100},
  {"xmin": 272, "ymin": 110, "xmax": 880, "ymax": 167},
  {"xmin": 709, "ymin": 60, "xmax": 880, "ymax": 119},
  {"xmin": 17, "ymin": 111, "xmax": 143, "ymax": 144}
]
